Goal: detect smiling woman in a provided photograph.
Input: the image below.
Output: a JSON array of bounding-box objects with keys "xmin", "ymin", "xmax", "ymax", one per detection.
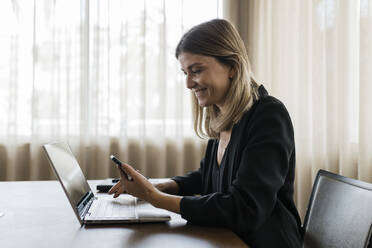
[{"xmin": 109, "ymin": 19, "xmax": 303, "ymax": 248}]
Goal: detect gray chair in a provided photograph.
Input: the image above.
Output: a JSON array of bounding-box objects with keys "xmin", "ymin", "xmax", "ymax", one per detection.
[{"xmin": 303, "ymin": 169, "xmax": 372, "ymax": 248}]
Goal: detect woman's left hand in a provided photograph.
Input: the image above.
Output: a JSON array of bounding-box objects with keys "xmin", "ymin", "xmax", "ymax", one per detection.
[{"xmin": 108, "ymin": 163, "xmax": 159, "ymax": 203}]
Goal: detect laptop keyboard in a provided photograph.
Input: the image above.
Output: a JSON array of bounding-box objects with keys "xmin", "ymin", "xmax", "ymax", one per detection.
[{"xmin": 87, "ymin": 196, "xmax": 137, "ymax": 219}]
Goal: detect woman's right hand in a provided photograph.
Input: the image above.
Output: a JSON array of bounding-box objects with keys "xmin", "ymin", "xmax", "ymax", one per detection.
[{"xmin": 153, "ymin": 179, "xmax": 179, "ymax": 195}]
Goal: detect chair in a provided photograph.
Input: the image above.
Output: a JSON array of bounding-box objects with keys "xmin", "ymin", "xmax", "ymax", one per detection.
[{"xmin": 303, "ymin": 169, "xmax": 372, "ymax": 248}]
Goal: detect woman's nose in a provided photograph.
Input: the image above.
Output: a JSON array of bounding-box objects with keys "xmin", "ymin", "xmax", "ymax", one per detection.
[{"xmin": 186, "ymin": 75, "xmax": 196, "ymax": 89}]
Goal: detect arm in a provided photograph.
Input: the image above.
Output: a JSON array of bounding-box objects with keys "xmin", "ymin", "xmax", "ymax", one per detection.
[
  {"xmin": 153, "ymin": 179, "xmax": 179, "ymax": 195},
  {"xmin": 171, "ymin": 166, "xmax": 202, "ymax": 196},
  {"xmin": 108, "ymin": 142, "xmax": 211, "ymax": 213},
  {"xmin": 150, "ymin": 191, "xmax": 182, "ymax": 214},
  {"xmin": 108, "ymin": 163, "xmax": 183, "ymax": 213}
]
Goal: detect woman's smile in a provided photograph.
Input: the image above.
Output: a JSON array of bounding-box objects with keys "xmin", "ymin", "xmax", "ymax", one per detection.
[{"xmin": 194, "ymin": 88, "xmax": 208, "ymax": 98}]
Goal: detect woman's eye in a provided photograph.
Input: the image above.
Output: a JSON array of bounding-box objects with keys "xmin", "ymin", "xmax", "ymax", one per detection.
[{"xmin": 192, "ymin": 70, "xmax": 201, "ymax": 74}]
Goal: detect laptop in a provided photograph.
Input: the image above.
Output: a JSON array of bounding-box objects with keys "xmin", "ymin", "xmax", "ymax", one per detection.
[{"xmin": 43, "ymin": 142, "xmax": 171, "ymax": 225}]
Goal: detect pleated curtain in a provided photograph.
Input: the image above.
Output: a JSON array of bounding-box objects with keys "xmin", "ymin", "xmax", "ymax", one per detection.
[{"xmin": 0, "ymin": 0, "xmax": 222, "ymax": 181}]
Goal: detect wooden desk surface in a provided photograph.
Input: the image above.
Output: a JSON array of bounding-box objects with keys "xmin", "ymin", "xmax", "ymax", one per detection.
[{"xmin": 0, "ymin": 180, "xmax": 247, "ymax": 248}]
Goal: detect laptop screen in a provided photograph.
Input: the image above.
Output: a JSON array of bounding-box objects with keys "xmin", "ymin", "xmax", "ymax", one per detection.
[{"xmin": 43, "ymin": 142, "xmax": 91, "ymax": 207}]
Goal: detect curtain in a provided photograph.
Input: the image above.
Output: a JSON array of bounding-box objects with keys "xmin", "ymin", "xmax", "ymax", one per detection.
[
  {"xmin": 0, "ymin": 0, "xmax": 223, "ymax": 181},
  {"xmin": 224, "ymin": 0, "xmax": 372, "ymax": 220}
]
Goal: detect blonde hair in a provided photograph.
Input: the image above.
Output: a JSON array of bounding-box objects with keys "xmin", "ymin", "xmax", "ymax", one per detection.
[{"xmin": 176, "ymin": 19, "xmax": 260, "ymax": 139}]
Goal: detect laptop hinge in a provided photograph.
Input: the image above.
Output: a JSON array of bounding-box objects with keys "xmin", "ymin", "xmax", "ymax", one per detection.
[{"xmin": 76, "ymin": 191, "xmax": 95, "ymax": 220}]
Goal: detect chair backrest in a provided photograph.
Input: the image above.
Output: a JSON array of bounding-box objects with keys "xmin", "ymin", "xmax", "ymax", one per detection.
[{"xmin": 303, "ymin": 170, "xmax": 372, "ymax": 248}]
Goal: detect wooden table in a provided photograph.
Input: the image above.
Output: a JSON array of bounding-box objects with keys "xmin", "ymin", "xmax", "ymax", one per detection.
[{"xmin": 0, "ymin": 180, "xmax": 247, "ymax": 248}]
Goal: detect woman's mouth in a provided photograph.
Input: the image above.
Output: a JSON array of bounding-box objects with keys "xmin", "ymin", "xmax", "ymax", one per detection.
[{"xmin": 194, "ymin": 88, "xmax": 207, "ymax": 97}]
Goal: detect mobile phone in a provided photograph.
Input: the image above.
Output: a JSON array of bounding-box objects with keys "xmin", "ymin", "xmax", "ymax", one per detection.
[{"xmin": 110, "ymin": 155, "xmax": 132, "ymax": 181}]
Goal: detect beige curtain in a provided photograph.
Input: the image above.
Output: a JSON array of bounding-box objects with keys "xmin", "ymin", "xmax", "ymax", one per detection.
[
  {"xmin": 224, "ymin": 0, "xmax": 372, "ymax": 220},
  {"xmin": 0, "ymin": 0, "xmax": 223, "ymax": 181}
]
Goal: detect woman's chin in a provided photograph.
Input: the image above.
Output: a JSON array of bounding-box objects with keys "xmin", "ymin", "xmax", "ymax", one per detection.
[{"xmin": 197, "ymin": 99, "xmax": 209, "ymax": 107}]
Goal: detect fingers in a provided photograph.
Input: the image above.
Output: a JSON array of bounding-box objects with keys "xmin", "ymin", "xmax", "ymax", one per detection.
[
  {"xmin": 120, "ymin": 163, "xmax": 140, "ymax": 179},
  {"xmin": 113, "ymin": 190, "xmax": 122, "ymax": 198},
  {"xmin": 109, "ymin": 163, "xmax": 142, "ymax": 199},
  {"xmin": 109, "ymin": 162, "xmax": 140, "ymax": 198},
  {"xmin": 119, "ymin": 163, "xmax": 140, "ymax": 182},
  {"xmin": 121, "ymin": 163, "xmax": 136, "ymax": 175},
  {"xmin": 110, "ymin": 185, "xmax": 126, "ymax": 198},
  {"xmin": 118, "ymin": 165, "xmax": 131, "ymax": 181},
  {"xmin": 108, "ymin": 181, "xmax": 127, "ymax": 197},
  {"xmin": 108, "ymin": 181, "xmax": 122, "ymax": 195}
]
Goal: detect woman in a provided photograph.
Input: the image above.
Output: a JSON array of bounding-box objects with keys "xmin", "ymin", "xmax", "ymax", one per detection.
[{"xmin": 109, "ymin": 19, "xmax": 303, "ymax": 247}]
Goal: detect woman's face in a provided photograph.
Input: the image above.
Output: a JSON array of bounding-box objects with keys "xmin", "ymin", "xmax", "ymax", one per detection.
[{"xmin": 178, "ymin": 52, "xmax": 232, "ymax": 111}]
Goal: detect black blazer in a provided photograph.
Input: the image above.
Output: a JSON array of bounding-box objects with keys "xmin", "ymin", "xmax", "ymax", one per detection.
[{"xmin": 172, "ymin": 86, "xmax": 303, "ymax": 248}]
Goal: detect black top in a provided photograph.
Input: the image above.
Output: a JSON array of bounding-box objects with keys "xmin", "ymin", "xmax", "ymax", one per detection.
[
  {"xmin": 211, "ymin": 140, "xmax": 228, "ymax": 192},
  {"xmin": 172, "ymin": 86, "xmax": 303, "ymax": 248}
]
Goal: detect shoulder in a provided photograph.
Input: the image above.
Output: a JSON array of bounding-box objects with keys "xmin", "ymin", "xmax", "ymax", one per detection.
[
  {"xmin": 229, "ymin": 88, "xmax": 295, "ymax": 158},
  {"xmin": 255, "ymin": 95, "xmax": 291, "ymax": 120},
  {"xmin": 239, "ymin": 85, "xmax": 291, "ymax": 122},
  {"xmin": 233, "ymin": 87, "xmax": 294, "ymax": 143},
  {"xmin": 241, "ymin": 93, "xmax": 292, "ymax": 129}
]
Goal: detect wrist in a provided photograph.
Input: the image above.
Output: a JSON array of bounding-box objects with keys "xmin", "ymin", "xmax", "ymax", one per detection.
[
  {"xmin": 148, "ymin": 189, "xmax": 163, "ymax": 207},
  {"xmin": 148, "ymin": 190, "xmax": 182, "ymax": 214}
]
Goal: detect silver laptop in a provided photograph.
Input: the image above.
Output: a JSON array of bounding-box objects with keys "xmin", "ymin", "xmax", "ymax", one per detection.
[{"xmin": 43, "ymin": 142, "xmax": 171, "ymax": 225}]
